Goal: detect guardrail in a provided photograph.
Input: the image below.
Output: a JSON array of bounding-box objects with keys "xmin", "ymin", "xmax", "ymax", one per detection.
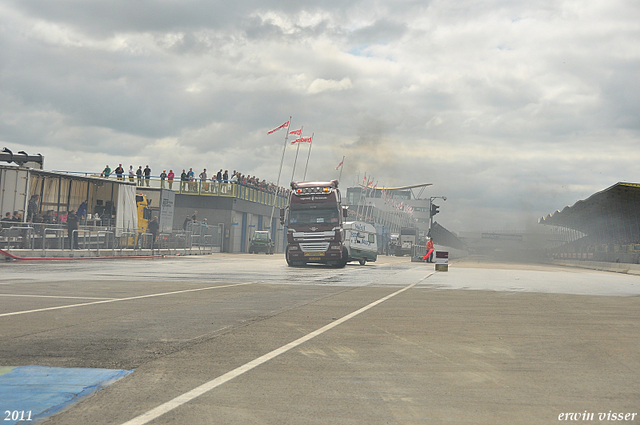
[{"xmin": 1, "ymin": 222, "xmax": 221, "ymax": 256}]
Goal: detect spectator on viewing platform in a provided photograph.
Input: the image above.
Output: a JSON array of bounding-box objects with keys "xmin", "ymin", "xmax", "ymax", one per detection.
[
  {"xmin": 90, "ymin": 161, "xmax": 289, "ymax": 199},
  {"xmin": 114, "ymin": 164, "xmax": 124, "ymax": 180},
  {"xmin": 12, "ymin": 211, "xmax": 21, "ymax": 222},
  {"xmin": 180, "ymin": 169, "xmax": 187, "ymax": 191},
  {"xmin": 168, "ymin": 170, "xmax": 175, "ymax": 190},
  {"xmin": 101, "ymin": 165, "xmax": 111, "ymax": 178},
  {"xmin": 199, "ymin": 169, "xmax": 208, "ymax": 191},
  {"xmin": 136, "ymin": 166, "xmax": 143, "ymax": 186},
  {"xmin": 143, "ymin": 165, "xmax": 151, "ymax": 187},
  {"xmin": 187, "ymin": 168, "xmax": 195, "ymax": 191},
  {"xmin": 160, "ymin": 170, "xmax": 167, "ymax": 188}
]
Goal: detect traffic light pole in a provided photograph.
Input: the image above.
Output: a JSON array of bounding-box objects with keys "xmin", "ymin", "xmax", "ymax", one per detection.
[{"xmin": 429, "ymin": 196, "xmax": 446, "ymax": 238}]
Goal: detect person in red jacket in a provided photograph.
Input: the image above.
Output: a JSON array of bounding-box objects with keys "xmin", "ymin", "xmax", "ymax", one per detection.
[{"xmin": 423, "ymin": 238, "xmax": 435, "ymax": 262}]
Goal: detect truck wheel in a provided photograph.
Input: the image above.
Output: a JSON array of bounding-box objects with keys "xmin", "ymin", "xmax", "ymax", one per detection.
[
  {"xmin": 286, "ymin": 252, "xmax": 293, "ymax": 266},
  {"xmin": 337, "ymin": 247, "xmax": 348, "ymax": 268},
  {"xmin": 359, "ymin": 259, "xmax": 366, "ymax": 266}
]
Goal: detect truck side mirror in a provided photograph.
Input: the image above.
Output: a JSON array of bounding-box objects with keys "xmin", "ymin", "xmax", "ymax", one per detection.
[
  {"xmin": 342, "ymin": 207, "xmax": 348, "ymax": 218},
  {"xmin": 279, "ymin": 208, "xmax": 285, "ymax": 225}
]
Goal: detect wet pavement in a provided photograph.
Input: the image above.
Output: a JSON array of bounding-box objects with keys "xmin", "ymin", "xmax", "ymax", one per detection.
[{"xmin": 0, "ymin": 255, "xmax": 638, "ymax": 424}]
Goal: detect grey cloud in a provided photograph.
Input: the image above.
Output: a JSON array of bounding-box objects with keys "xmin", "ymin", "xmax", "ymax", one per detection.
[{"xmin": 349, "ymin": 19, "xmax": 409, "ymax": 45}]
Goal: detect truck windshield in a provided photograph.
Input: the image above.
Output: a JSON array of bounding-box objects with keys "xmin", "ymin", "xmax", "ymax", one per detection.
[{"xmin": 289, "ymin": 207, "xmax": 339, "ymax": 225}]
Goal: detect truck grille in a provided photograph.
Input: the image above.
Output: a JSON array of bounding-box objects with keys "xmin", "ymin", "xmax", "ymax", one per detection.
[{"xmin": 299, "ymin": 242, "xmax": 330, "ymax": 252}]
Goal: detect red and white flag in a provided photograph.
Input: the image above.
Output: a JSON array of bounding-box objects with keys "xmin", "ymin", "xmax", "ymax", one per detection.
[
  {"xmin": 291, "ymin": 136, "xmax": 313, "ymax": 144},
  {"xmin": 335, "ymin": 160, "xmax": 344, "ymax": 170},
  {"xmin": 289, "ymin": 128, "xmax": 302, "ymax": 136},
  {"xmin": 267, "ymin": 120, "xmax": 290, "ymax": 134}
]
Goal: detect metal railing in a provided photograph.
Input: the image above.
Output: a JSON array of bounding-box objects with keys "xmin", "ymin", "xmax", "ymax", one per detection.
[{"xmin": 1, "ymin": 221, "xmax": 222, "ymax": 255}]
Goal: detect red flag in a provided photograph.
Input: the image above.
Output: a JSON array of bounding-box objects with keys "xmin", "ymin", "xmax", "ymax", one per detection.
[
  {"xmin": 289, "ymin": 128, "xmax": 302, "ymax": 136},
  {"xmin": 291, "ymin": 136, "xmax": 312, "ymax": 144},
  {"xmin": 267, "ymin": 120, "xmax": 290, "ymax": 134},
  {"xmin": 335, "ymin": 160, "xmax": 344, "ymax": 170}
]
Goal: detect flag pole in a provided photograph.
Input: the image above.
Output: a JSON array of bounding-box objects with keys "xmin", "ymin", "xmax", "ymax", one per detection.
[
  {"xmin": 269, "ymin": 116, "xmax": 292, "ymax": 237},
  {"xmin": 302, "ymin": 133, "xmax": 314, "ymax": 181},
  {"xmin": 357, "ymin": 173, "xmax": 366, "ymax": 219},
  {"xmin": 290, "ymin": 126, "xmax": 303, "ymax": 183},
  {"xmin": 338, "ymin": 155, "xmax": 345, "ymax": 183}
]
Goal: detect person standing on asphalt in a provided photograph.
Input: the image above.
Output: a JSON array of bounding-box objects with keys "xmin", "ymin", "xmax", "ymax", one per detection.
[
  {"xmin": 27, "ymin": 195, "xmax": 39, "ymax": 222},
  {"xmin": 423, "ymin": 238, "xmax": 435, "ymax": 262},
  {"xmin": 67, "ymin": 210, "xmax": 80, "ymax": 249},
  {"xmin": 148, "ymin": 216, "xmax": 159, "ymax": 249}
]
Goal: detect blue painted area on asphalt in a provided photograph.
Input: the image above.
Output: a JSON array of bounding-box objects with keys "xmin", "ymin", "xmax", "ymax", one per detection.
[{"xmin": 0, "ymin": 365, "xmax": 132, "ymax": 424}]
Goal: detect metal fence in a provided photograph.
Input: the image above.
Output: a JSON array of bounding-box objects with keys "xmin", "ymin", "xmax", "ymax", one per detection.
[{"xmin": 0, "ymin": 222, "xmax": 222, "ymax": 255}]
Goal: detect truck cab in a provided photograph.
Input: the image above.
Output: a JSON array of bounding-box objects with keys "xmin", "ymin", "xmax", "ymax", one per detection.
[{"xmin": 281, "ymin": 180, "xmax": 348, "ymax": 267}]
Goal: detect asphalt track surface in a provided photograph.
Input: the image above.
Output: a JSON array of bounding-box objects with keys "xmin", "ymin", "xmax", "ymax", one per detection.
[{"xmin": 0, "ymin": 255, "xmax": 639, "ymax": 424}]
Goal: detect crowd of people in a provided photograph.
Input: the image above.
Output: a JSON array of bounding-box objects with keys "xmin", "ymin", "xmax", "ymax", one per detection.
[
  {"xmin": 1, "ymin": 211, "xmax": 23, "ymax": 227},
  {"xmin": 1, "ymin": 195, "xmax": 89, "ymax": 227},
  {"xmin": 100, "ymin": 164, "xmax": 290, "ymax": 196}
]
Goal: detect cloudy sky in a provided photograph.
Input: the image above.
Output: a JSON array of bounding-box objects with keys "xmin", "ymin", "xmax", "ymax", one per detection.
[{"xmin": 1, "ymin": 0, "xmax": 639, "ymax": 232}]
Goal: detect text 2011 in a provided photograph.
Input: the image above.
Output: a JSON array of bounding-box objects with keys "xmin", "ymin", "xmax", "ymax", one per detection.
[{"xmin": 4, "ymin": 411, "xmax": 32, "ymax": 421}]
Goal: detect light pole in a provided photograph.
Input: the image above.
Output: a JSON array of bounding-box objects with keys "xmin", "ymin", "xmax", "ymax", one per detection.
[{"xmin": 429, "ymin": 196, "xmax": 447, "ymax": 237}]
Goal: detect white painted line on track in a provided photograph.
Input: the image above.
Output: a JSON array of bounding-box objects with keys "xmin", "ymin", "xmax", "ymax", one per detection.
[
  {"xmin": 0, "ymin": 282, "xmax": 254, "ymax": 318},
  {"xmin": 0, "ymin": 294, "xmax": 116, "ymax": 300},
  {"xmin": 120, "ymin": 279, "xmax": 425, "ymax": 425}
]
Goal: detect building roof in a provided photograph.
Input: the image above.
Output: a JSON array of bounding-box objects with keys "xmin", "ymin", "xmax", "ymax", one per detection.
[{"xmin": 539, "ymin": 182, "xmax": 640, "ymax": 244}]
